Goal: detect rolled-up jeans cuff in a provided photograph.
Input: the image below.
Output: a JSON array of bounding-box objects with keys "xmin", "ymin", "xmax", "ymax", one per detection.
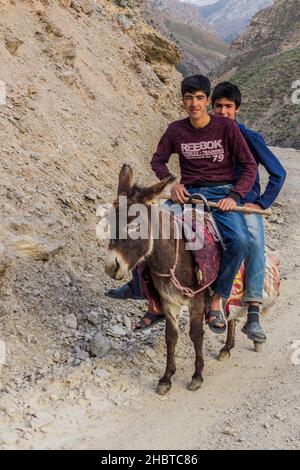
[
  {"xmin": 211, "ymin": 287, "xmax": 230, "ymax": 300},
  {"xmin": 243, "ymin": 296, "xmax": 263, "ymax": 304}
]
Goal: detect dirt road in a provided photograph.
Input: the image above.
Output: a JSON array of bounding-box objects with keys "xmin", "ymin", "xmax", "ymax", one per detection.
[{"xmin": 0, "ymin": 147, "xmax": 299, "ymax": 450}]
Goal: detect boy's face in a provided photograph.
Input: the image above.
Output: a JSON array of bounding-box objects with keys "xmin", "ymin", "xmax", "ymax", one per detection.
[
  {"xmin": 182, "ymin": 90, "xmax": 210, "ymax": 121},
  {"xmin": 213, "ymin": 98, "xmax": 239, "ymax": 120}
]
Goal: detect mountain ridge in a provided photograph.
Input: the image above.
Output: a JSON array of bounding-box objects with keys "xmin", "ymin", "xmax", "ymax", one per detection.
[
  {"xmin": 214, "ymin": 0, "xmax": 300, "ymax": 148},
  {"xmin": 182, "ymin": 0, "xmax": 274, "ymax": 42}
]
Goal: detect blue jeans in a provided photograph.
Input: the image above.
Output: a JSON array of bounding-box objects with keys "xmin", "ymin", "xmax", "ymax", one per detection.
[
  {"xmin": 243, "ymin": 214, "xmax": 265, "ymax": 304},
  {"xmin": 187, "ymin": 184, "xmax": 250, "ymax": 298}
]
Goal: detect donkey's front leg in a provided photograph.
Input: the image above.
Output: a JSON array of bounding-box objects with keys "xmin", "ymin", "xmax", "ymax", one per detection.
[
  {"xmin": 189, "ymin": 294, "xmax": 205, "ymax": 391},
  {"xmin": 218, "ymin": 319, "xmax": 236, "ymax": 361},
  {"xmin": 157, "ymin": 304, "xmax": 179, "ymax": 395}
]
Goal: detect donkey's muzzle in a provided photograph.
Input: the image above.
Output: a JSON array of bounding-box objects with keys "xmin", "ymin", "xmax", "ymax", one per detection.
[{"xmin": 104, "ymin": 250, "xmax": 128, "ymax": 280}]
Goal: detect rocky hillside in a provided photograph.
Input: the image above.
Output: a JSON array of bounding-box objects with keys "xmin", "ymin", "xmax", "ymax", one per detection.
[
  {"xmin": 0, "ymin": 0, "xmax": 185, "ymax": 390},
  {"xmin": 140, "ymin": 0, "xmax": 228, "ymax": 76},
  {"xmin": 186, "ymin": 0, "xmax": 274, "ymax": 43},
  {"xmin": 214, "ymin": 0, "xmax": 300, "ymax": 148}
]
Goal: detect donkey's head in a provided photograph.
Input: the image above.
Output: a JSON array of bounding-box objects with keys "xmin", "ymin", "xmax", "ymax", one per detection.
[{"xmin": 104, "ymin": 164, "xmax": 174, "ymax": 280}]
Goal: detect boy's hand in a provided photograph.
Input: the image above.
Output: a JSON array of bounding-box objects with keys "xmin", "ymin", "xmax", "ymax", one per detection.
[
  {"xmin": 217, "ymin": 197, "xmax": 237, "ymax": 212},
  {"xmin": 244, "ymin": 203, "xmax": 263, "ymax": 211},
  {"xmin": 171, "ymin": 181, "xmax": 190, "ymax": 204}
]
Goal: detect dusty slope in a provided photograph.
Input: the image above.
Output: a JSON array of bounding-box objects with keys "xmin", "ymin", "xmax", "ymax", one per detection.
[
  {"xmin": 0, "ymin": 0, "xmax": 183, "ymax": 391},
  {"xmin": 0, "ymin": 147, "xmax": 299, "ymax": 450}
]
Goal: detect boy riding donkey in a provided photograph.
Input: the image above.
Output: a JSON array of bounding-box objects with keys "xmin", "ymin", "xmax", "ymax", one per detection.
[
  {"xmin": 107, "ymin": 74, "xmax": 259, "ymax": 336},
  {"xmin": 212, "ymin": 82, "xmax": 286, "ymax": 342}
]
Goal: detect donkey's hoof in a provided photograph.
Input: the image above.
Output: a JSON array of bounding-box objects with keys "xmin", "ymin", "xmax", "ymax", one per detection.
[
  {"xmin": 188, "ymin": 378, "xmax": 203, "ymax": 391},
  {"xmin": 218, "ymin": 349, "xmax": 231, "ymax": 361},
  {"xmin": 254, "ymin": 342, "xmax": 263, "ymax": 353},
  {"xmin": 156, "ymin": 381, "xmax": 171, "ymax": 395}
]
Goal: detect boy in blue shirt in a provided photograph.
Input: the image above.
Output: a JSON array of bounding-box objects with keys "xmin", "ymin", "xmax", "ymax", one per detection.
[{"xmin": 212, "ymin": 82, "xmax": 286, "ymax": 343}]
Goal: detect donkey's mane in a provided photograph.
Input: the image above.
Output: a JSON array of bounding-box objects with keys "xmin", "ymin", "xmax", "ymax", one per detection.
[{"xmin": 114, "ymin": 183, "xmax": 158, "ymax": 206}]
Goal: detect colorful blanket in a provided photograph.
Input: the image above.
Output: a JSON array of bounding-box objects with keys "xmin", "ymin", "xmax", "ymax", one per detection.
[{"xmin": 225, "ymin": 247, "xmax": 280, "ymax": 318}]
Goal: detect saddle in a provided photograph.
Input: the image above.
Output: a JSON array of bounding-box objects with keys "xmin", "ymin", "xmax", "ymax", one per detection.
[{"xmin": 180, "ymin": 198, "xmax": 222, "ymax": 289}]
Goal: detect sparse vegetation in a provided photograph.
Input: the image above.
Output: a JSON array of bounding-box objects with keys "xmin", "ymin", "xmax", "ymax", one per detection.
[{"xmin": 232, "ymin": 48, "xmax": 300, "ymax": 148}]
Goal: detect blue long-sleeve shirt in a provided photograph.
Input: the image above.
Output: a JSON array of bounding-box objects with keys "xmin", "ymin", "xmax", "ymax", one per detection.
[{"xmin": 236, "ymin": 123, "xmax": 286, "ymax": 209}]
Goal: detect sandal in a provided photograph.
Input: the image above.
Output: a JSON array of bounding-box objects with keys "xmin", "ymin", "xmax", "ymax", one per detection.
[
  {"xmin": 208, "ymin": 309, "xmax": 227, "ymax": 334},
  {"xmin": 133, "ymin": 311, "xmax": 165, "ymax": 332}
]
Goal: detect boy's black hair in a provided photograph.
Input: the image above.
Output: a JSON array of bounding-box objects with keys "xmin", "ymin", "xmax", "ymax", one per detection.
[
  {"xmin": 211, "ymin": 82, "xmax": 242, "ymax": 108},
  {"xmin": 181, "ymin": 75, "xmax": 211, "ymax": 98}
]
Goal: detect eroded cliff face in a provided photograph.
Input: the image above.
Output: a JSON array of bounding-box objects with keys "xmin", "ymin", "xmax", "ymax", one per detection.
[
  {"xmin": 230, "ymin": 0, "xmax": 300, "ymax": 55},
  {"xmin": 139, "ymin": 0, "xmax": 228, "ymax": 76},
  {"xmin": 214, "ymin": 0, "xmax": 300, "ymax": 148},
  {"xmin": 0, "ymin": 0, "xmax": 184, "ymax": 388}
]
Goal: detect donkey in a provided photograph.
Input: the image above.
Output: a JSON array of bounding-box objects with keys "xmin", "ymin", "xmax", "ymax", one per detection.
[{"xmin": 104, "ymin": 164, "xmax": 233, "ymax": 394}]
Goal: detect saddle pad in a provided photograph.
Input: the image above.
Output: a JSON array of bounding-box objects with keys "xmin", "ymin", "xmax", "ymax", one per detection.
[
  {"xmin": 178, "ymin": 213, "xmax": 222, "ymax": 288},
  {"xmin": 226, "ymin": 247, "xmax": 281, "ymax": 318}
]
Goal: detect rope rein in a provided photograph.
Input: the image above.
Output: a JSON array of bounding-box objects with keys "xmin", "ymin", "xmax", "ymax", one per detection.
[{"xmin": 152, "ymin": 218, "xmax": 215, "ymax": 298}]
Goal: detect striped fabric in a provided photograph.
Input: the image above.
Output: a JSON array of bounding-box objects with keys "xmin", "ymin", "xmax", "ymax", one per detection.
[{"xmin": 226, "ymin": 247, "xmax": 280, "ymax": 319}]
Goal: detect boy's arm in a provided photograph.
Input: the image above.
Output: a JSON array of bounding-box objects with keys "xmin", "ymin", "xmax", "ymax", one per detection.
[
  {"xmin": 227, "ymin": 121, "xmax": 257, "ymax": 201},
  {"xmin": 150, "ymin": 126, "xmax": 192, "ymax": 204},
  {"xmin": 150, "ymin": 127, "xmax": 175, "ymax": 180},
  {"xmin": 244, "ymin": 130, "xmax": 287, "ymax": 209}
]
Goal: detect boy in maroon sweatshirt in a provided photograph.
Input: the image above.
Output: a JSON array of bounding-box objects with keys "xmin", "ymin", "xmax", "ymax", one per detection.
[{"xmin": 149, "ymin": 74, "xmax": 257, "ymax": 332}]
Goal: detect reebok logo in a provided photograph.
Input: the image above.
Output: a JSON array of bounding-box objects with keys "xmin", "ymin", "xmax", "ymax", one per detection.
[
  {"xmin": 182, "ymin": 140, "xmax": 223, "ymax": 152},
  {"xmin": 181, "ymin": 140, "xmax": 225, "ymax": 161}
]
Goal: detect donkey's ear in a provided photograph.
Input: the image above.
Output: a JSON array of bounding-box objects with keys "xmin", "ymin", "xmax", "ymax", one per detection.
[
  {"xmin": 118, "ymin": 164, "xmax": 133, "ymax": 195},
  {"xmin": 141, "ymin": 175, "xmax": 176, "ymax": 205}
]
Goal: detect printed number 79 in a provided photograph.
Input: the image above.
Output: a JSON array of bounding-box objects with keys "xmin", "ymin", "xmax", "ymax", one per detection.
[{"xmin": 213, "ymin": 154, "xmax": 224, "ymax": 162}]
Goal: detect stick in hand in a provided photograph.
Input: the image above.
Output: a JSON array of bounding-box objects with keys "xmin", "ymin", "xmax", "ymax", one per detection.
[{"xmin": 158, "ymin": 194, "xmax": 272, "ymax": 217}]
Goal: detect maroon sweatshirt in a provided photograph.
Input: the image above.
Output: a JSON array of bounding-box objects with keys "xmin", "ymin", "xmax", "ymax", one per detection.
[{"xmin": 150, "ymin": 115, "xmax": 257, "ymax": 199}]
